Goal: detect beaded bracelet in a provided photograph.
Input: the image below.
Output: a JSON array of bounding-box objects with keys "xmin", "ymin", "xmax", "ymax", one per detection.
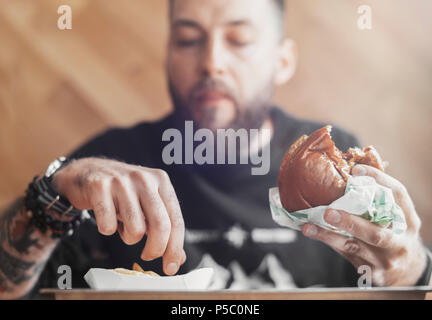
[{"xmin": 24, "ymin": 175, "xmax": 89, "ymax": 238}]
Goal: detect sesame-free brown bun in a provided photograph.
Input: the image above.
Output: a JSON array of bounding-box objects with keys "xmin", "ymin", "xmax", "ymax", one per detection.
[{"xmin": 278, "ymin": 126, "xmax": 386, "ymax": 212}]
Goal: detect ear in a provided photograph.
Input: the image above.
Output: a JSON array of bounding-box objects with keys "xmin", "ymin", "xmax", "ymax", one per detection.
[{"xmin": 274, "ymin": 38, "xmax": 297, "ymax": 86}]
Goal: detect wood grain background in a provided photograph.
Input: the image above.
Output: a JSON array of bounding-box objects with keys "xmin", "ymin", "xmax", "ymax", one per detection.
[{"xmin": 1, "ymin": 0, "xmax": 431, "ymax": 241}]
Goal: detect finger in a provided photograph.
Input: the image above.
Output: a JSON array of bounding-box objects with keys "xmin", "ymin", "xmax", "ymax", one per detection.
[
  {"xmin": 180, "ymin": 249, "xmax": 187, "ymax": 265},
  {"xmin": 113, "ymin": 178, "xmax": 146, "ymax": 245},
  {"xmin": 323, "ymin": 209, "xmax": 398, "ymax": 249},
  {"xmin": 88, "ymin": 179, "xmax": 117, "ymax": 235},
  {"xmin": 352, "ymin": 164, "xmax": 421, "ymax": 232},
  {"xmin": 138, "ymin": 188, "xmax": 171, "ymax": 264},
  {"xmin": 334, "ymin": 248, "xmax": 368, "ymax": 270},
  {"xmin": 117, "ymin": 221, "xmax": 127, "ymax": 243},
  {"xmin": 302, "ymin": 224, "xmax": 381, "ymax": 265},
  {"xmin": 158, "ymin": 172, "xmax": 185, "ymax": 275},
  {"xmin": 352, "ymin": 164, "xmax": 401, "ymax": 190}
]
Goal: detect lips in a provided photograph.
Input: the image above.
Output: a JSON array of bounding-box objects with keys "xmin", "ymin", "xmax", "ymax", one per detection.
[{"xmin": 194, "ymin": 90, "xmax": 232, "ymax": 105}]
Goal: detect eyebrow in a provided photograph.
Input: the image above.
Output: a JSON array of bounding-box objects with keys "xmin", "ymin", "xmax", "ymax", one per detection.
[
  {"xmin": 172, "ymin": 18, "xmax": 254, "ymax": 30},
  {"xmin": 172, "ymin": 19, "xmax": 204, "ymax": 31},
  {"xmin": 225, "ymin": 19, "xmax": 253, "ymax": 27}
]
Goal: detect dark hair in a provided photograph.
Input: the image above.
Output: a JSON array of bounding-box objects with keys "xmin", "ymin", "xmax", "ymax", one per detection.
[
  {"xmin": 274, "ymin": 0, "xmax": 286, "ymax": 16},
  {"xmin": 273, "ymin": 0, "xmax": 286, "ymax": 38}
]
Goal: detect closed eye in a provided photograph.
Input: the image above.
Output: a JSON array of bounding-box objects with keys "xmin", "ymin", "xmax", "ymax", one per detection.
[
  {"xmin": 229, "ymin": 39, "xmax": 251, "ymax": 47},
  {"xmin": 176, "ymin": 39, "xmax": 203, "ymax": 47}
]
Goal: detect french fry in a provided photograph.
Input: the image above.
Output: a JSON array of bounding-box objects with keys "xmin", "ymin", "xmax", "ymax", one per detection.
[
  {"xmin": 112, "ymin": 264, "xmax": 160, "ymax": 277},
  {"xmin": 141, "ymin": 270, "xmax": 160, "ymax": 277},
  {"xmin": 132, "ymin": 262, "xmax": 145, "ymax": 273},
  {"xmin": 133, "ymin": 262, "xmax": 160, "ymax": 276},
  {"xmin": 113, "ymin": 268, "xmax": 143, "ymax": 276}
]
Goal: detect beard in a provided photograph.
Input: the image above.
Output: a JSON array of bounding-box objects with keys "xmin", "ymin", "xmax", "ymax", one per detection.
[{"xmin": 168, "ymin": 76, "xmax": 274, "ymax": 132}]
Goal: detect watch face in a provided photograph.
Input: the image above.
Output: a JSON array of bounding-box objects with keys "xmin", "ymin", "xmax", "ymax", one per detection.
[{"xmin": 45, "ymin": 157, "xmax": 67, "ymax": 178}]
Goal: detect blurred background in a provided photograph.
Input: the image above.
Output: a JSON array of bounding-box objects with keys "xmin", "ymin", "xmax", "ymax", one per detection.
[{"xmin": 0, "ymin": 0, "xmax": 431, "ymax": 241}]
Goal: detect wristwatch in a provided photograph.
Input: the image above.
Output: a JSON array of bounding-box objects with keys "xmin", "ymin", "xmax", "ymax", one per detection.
[{"xmin": 25, "ymin": 157, "xmax": 91, "ymax": 238}]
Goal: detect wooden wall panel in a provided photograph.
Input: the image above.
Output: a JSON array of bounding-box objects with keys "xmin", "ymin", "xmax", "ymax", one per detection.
[{"xmin": 0, "ymin": 0, "xmax": 431, "ymax": 241}]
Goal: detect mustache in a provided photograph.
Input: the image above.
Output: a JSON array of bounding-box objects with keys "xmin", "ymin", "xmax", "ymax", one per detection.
[{"xmin": 189, "ymin": 77, "xmax": 237, "ymax": 103}]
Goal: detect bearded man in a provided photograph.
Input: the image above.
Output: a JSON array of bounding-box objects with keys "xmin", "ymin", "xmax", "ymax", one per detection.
[{"xmin": 0, "ymin": 0, "xmax": 430, "ymax": 299}]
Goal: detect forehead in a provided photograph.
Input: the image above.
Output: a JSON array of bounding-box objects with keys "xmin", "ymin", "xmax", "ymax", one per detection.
[{"xmin": 170, "ymin": 0, "xmax": 276, "ymax": 28}]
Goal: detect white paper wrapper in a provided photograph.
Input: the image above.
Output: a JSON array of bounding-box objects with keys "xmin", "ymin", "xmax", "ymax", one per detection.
[
  {"xmin": 84, "ymin": 268, "xmax": 214, "ymax": 291},
  {"xmin": 269, "ymin": 176, "xmax": 407, "ymax": 235}
]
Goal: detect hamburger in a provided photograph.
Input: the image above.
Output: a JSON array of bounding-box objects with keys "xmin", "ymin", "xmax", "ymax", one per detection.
[{"xmin": 278, "ymin": 126, "xmax": 386, "ymax": 213}]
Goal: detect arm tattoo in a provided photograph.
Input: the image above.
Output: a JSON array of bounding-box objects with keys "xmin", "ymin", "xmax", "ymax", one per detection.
[
  {"xmin": 0, "ymin": 198, "xmax": 53, "ymax": 295},
  {"xmin": 1, "ymin": 198, "xmax": 40, "ymax": 254},
  {"xmin": 0, "ymin": 271, "xmax": 12, "ymax": 293},
  {"xmin": 0, "ymin": 246, "xmax": 34, "ymax": 284}
]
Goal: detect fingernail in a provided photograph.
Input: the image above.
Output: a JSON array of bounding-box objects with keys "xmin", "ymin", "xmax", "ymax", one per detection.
[
  {"xmin": 352, "ymin": 165, "xmax": 366, "ymax": 176},
  {"xmin": 166, "ymin": 262, "xmax": 178, "ymax": 275},
  {"xmin": 325, "ymin": 210, "xmax": 341, "ymax": 224},
  {"xmin": 140, "ymin": 252, "xmax": 150, "ymax": 261},
  {"xmin": 305, "ymin": 225, "xmax": 317, "ymax": 237}
]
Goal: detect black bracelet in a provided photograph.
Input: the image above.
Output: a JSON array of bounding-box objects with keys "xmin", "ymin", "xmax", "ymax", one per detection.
[
  {"xmin": 25, "ymin": 176, "xmax": 86, "ymax": 238},
  {"xmin": 415, "ymin": 249, "xmax": 432, "ymax": 286}
]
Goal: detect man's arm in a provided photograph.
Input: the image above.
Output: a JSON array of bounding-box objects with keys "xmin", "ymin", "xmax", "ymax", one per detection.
[
  {"xmin": 1, "ymin": 156, "xmax": 187, "ymax": 299},
  {"xmin": 0, "ymin": 198, "xmax": 59, "ymax": 299}
]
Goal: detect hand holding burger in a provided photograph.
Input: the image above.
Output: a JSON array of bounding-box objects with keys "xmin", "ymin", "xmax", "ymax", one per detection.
[
  {"xmin": 278, "ymin": 125, "xmax": 386, "ymax": 213},
  {"xmin": 278, "ymin": 126, "xmax": 429, "ymax": 286}
]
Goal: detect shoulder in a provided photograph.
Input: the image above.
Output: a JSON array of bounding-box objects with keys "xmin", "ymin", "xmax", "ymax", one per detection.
[
  {"xmin": 68, "ymin": 114, "xmax": 175, "ymax": 161},
  {"xmin": 271, "ymin": 106, "xmax": 361, "ymax": 152}
]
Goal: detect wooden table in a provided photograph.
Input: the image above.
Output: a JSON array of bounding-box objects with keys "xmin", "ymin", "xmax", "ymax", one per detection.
[{"xmin": 41, "ymin": 287, "xmax": 432, "ymax": 300}]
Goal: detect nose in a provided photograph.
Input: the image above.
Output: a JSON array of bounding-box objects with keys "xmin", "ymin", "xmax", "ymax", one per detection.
[{"xmin": 202, "ymin": 36, "xmax": 226, "ymax": 77}]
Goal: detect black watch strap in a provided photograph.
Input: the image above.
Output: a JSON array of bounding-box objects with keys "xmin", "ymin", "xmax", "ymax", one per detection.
[
  {"xmin": 35, "ymin": 175, "xmax": 82, "ymax": 218},
  {"xmin": 25, "ymin": 157, "xmax": 90, "ymax": 238}
]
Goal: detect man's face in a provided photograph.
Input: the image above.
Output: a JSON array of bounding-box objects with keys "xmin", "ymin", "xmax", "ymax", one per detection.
[{"xmin": 167, "ymin": 0, "xmax": 283, "ymax": 131}]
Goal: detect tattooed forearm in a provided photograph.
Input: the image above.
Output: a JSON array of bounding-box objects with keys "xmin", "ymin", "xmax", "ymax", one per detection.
[
  {"xmin": 0, "ymin": 246, "xmax": 34, "ymax": 284},
  {"xmin": 0, "ymin": 271, "xmax": 12, "ymax": 293},
  {"xmin": 0, "ymin": 198, "xmax": 58, "ymax": 299},
  {"xmin": 0, "ymin": 198, "xmax": 23, "ymax": 243},
  {"xmin": 1, "ymin": 199, "xmax": 39, "ymax": 254}
]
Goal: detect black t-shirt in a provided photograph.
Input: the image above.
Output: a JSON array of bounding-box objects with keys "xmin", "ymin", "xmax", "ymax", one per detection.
[{"xmin": 30, "ymin": 107, "xmax": 362, "ymax": 297}]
